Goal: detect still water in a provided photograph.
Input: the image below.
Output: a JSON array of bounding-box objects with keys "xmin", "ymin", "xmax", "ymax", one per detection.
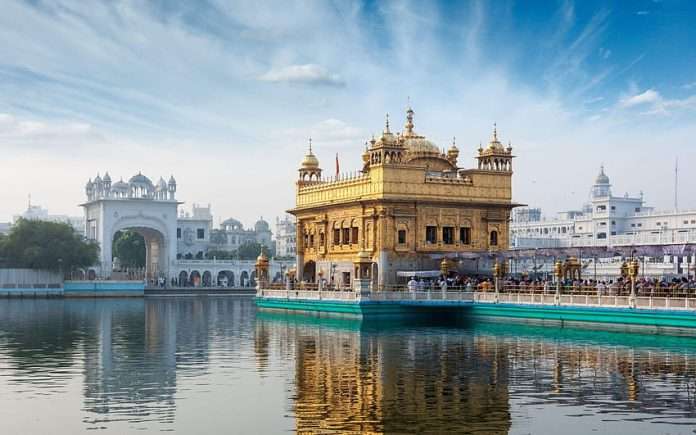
[{"xmin": 1, "ymin": 297, "xmax": 696, "ymax": 434}]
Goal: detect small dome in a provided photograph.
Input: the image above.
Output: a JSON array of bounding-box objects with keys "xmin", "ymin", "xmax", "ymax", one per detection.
[
  {"xmin": 94, "ymin": 174, "xmax": 102, "ymax": 184},
  {"xmin": 157, "ymin": 177, "xmax": 167, "ymax": 190},
  {"xmin": 256, "ymin": 251, "xmax": 269, "ymax": 264},
  {"xmin": 129, "ymin": 172, "xmax": 153, "ymax": 186},
  {"xmin": 301, "ymin": 151, "xmax": 319, "ymax": 168},
  {"xmin": 85, "ymin": 179, "xmax": 93, "ymax": 188},
  {"xmin": 255, "ymin": 218, "xmax": 270, "ymax": 233},
  {"xmin": 222, "ymin": 218, "xmax": 243, "ymax": 230},
  {"xmin": 103, "ymin": 172, "xmax": 111, "ymax": 183},
  {"xmin": 595, "ymin": 166, "xmax": 610, "ymax": 184},
  {"xmin": 112, "ymin": 180, "xmax": 129, "ymax": 192},
  {"xmin": 487, "ymin": 124, "xmax": 505, "ymax": 151},
  {"xmin": 168, "ymin": 175, "xmax": 176, "ymax": 186}
]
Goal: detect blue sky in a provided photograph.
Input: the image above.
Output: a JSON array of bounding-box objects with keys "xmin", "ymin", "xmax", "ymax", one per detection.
[{"xmin": 1, "ymin": 0, "xmax": 696, "ymax": 225}]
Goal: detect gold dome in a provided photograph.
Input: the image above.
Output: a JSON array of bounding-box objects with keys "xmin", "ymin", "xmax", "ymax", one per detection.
[
  {"xmin": 487, "ymin": 123, "xmax": 505, "ymax": 151},
  {"xmin": 300, "ymin": 138, "xmax": 320, "ymax": 168},
  {"xmin": 403, "ymin": 136, "xmax": 439, "ymax": 154},
  {"xmin": 301, "ymin": 152, "xmax": 319, "ymax": 168}
]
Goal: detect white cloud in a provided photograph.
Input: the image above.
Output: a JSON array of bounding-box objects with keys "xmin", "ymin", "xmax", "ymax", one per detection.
[
  {"xmin": 0, "ymin": 113, "xmax": 104, "ymax": 149},
  {"xmin": 636, "ymin": 10, "xmax": 650, "ymax": 15},
  {"xmin": 682, "ymin": 82, "xmax": 696, "ymax": 90},
  {"xmin": 259, "ymin": 64, "xmax": 345, "ymax": 87},
  {"xmin": 618, "ymin": 88, "xmax": 696, "ymax": 115},
  {"xmin": 1, "ymin": 1, "xmax": 696, "ymax": 223},
  {"xmin": 619, "ymin": 89, "xmax": 661, "ymax": 108}
]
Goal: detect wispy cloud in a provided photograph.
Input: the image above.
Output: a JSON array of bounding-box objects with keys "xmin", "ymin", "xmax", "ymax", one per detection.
[
  {"xmin": 1, "ymin": 0, "xmax": 696, "ymax": 221},
  {"xmin": 0, "ymin": 112, "xmax": 105, "ymax": 150},
  {"xmin": 619, "ymin": 89, "xmax": 661, "ymax": 108},
  {"xmin": 636, "ymin": 10, "xmax": 650, "ymax": 16},
  {"xmin": 619, "ymin": 88, "xmax": 696, "ymax": 115},
  {"xmin": 259, "ymin": 64, "xmax": 346, "ymax": 87}
]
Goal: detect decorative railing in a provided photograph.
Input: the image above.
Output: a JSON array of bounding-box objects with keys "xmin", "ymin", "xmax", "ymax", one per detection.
[{"xmin": 258, "ymin": 284, "xmax": 696, "ymax": 310}]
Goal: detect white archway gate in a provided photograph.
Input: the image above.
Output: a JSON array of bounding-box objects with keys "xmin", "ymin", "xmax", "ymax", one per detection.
[{"xmin": 82, "ymin": 172, "xmax": 179, "ymax": 281}]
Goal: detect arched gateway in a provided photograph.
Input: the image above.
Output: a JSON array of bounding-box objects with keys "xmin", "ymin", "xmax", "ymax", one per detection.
[{"xmin": 81, "ymin": 172, "xmax": 180, "ymax": 281}]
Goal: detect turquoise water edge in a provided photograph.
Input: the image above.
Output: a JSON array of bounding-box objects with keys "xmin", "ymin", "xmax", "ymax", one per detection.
[{"xmin": 255, "ymin": 296, "xmax": 696, "ymax": 335}]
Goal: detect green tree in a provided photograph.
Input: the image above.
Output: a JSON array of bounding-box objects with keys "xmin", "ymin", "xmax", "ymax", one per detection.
[
  {"xmin": 112, "ymin": 230, "xmax": 146, "ymax": 268},
  {"xmin": 237, "ymin": 241, "xmax": 263, "ymax": 260},
  {"xmin": 0, "ymin": 219, "xmax": 98, "ymax": 274}
]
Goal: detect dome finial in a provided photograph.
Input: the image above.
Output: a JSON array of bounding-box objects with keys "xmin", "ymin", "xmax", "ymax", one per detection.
[
  {"xmin": 492, "ymin": 123, "xmax": 498, "ymax": 141},
  {"xmin": 308, "ymin": 137, "xmax": 313, "ymax": 154},
  {"xmin": 384, "ymin": 113, "xmax": 390, "ymax": 133},
  {"xmin": 405, "ymin": 103, "xmax": 414, "ymax": 135}
]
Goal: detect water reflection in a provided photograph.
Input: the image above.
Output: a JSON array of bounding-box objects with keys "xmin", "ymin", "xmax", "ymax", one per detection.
[
  {"xmin": 0, "ymin": 297, "xmax": 695, "ymax": 434},
  {"xmin": 256, "ymin": 311, "xmax": 696, "ymax": 433}
]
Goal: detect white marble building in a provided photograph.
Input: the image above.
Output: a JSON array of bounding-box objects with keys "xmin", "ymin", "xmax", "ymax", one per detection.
[
  {"xmin": 511, "ymin": 166, "xmax": 696, "ymax": 249},
  {"xmin": 13, "ymin": 198, "xmax": 85, "ymax": 236},
  {"xmin": 176, "ymin": 204, "xmax": 213, "ymax": 259},
  {"xmin": 509, "ymin": 166, "xmax": 696, "ymax": 279},
  {"xmin": 80, "ymin": 171, "xmax": 286, "ymax": 286},
  {"xmin": 210, "ymin": 217, "xmax": 273, "ymax": 253},
  {"xmin": 82, "ymin": 172, "xmax": 179, "ymax": 281},
  {"xmin": 275, "ymin": 215, "xmax": 296, "ymax": 258}
]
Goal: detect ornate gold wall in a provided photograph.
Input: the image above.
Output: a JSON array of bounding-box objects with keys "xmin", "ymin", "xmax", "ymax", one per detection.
[{"xmin": 290, "ymin": 109, "xmax": 517, "ymax": 286}]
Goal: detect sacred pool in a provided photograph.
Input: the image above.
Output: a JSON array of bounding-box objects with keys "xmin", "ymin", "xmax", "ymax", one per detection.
[{"xmin": 1, "ymin": 296, "xmax": 695, "ymax": 434}]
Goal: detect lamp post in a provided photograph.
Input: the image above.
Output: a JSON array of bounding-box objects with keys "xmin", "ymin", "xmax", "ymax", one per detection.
[
  {"xmin": 628, "ymin": 257, "xmax": 640, "ymax": 308},
  {"xmin": 492, "ymin": 259, "xmax": 501, "ymax": 303},
  {"xmin": 553, "ymin": 259, "xmax": 562, "ymax": 305}
]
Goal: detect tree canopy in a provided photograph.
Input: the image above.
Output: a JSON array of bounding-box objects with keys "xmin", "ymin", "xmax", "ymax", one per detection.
[
  {"xmin": 112, "ymin": 230, "xmax": 146, "ymax": 268},
  {"xmin": 0, "ymin": 219, "xmax": 98, "ymax": 273}
]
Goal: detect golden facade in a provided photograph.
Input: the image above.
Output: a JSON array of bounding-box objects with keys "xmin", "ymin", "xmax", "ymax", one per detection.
[{"xmin": 290, "ymin": 107, "xmax": 517, "ymax": 286}]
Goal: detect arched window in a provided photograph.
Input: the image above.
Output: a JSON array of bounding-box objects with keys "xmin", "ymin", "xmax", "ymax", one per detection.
[{"xmin": 490, "ymin": 230, "xmax": 498, "ymax": 246}]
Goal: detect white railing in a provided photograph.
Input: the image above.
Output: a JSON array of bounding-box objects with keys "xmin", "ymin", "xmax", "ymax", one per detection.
[
  {"xmin": 474, "ymin": 292, "xmax": 696, "ymax": 310},
  {"xmin": 257, "ymin": 288, "xmax": 475, "ymax": 302},
  {"xmin": 258, "ymin": 287, "xmax": 696, "ymax": 311}
]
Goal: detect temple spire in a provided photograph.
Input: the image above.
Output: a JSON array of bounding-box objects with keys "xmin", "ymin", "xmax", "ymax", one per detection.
[{"xmin": 405, "ymin": 104, "xmax": 414, "ymax": 135}]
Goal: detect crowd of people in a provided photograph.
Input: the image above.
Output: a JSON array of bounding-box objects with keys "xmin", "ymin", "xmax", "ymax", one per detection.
[{"xmin": 402, "ymin": 273, "xmax": 696, "ymax": 296}]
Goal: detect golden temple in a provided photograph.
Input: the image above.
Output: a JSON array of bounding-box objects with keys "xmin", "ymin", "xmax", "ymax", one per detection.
[{"xmin": 289, "ymin": 106, "xmax": 517, "ymax": 287}]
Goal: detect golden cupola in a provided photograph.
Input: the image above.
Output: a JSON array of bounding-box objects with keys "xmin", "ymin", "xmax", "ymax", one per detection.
[
  {"xmin": 477, "ymin": 123, "xmax": 514, "ymax": 172},
  {"xmin": 447, "ymin": 137, "xmax": 459, "ymax": 165},
  {"xmin": 298, "ymin": 138, "xmax": 322, "ymax": 181}
]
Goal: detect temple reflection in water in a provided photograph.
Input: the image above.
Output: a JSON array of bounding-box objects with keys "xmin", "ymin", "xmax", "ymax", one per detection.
[
  {"xmin": 255, "ymin": 312, "xmax": 696, "ymax": 433},
  {"xmin": 1, "ymin": 298, "xmax": 696, "ymax": 433}
]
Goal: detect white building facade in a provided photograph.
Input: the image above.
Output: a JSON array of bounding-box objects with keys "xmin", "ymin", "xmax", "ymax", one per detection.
[
  {"xmin": 275, "ymin": 215, "xmax": 296, "ymax": 258},
  {"xmin": 80, "ymin": 171, "xmax": 286, "ymax": 286},
  {"xmin": 82, "ymin": 172, "xmax": 180, "ymax": 281},
  {"xmin": 510, "ymin": 166, "xmax": 696, "ymax": 279},
  {"xmin": 13, "ymin": 199, "xmax": 85, "ymax": 236}
]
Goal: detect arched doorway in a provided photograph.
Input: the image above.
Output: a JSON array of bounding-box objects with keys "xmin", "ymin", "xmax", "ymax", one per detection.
[
  {"xmin": 202, "ymin": 271, "xmax": 212, "ymax": 287},
  {"xmin": 190, "ymin": 270, "xmax": 201, "ymax": 287},
  {"xmin": 178, "ymin": 271, "xmax": 188, "ymax": 287},
  {"xmin": 110, "ymin": 225, "xmax": 168, "ymax": 284},
  {"xmin": 273, "ymin": 271, "xmax": 282, "ymax": 282},
  {"xmin": 250, "ymin": 271, "xmax": 257, "ymax": 287},
  {"xmin": 217, "ymin": 270, "xmax": 234, "ymax": 287},
  {"xmin": 240, "ymin": 271, "xmax": 249, "ymax": 287},
  {"xmin": 303, "ymin": 261, "xmax": 316, "ymax": 283}
]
